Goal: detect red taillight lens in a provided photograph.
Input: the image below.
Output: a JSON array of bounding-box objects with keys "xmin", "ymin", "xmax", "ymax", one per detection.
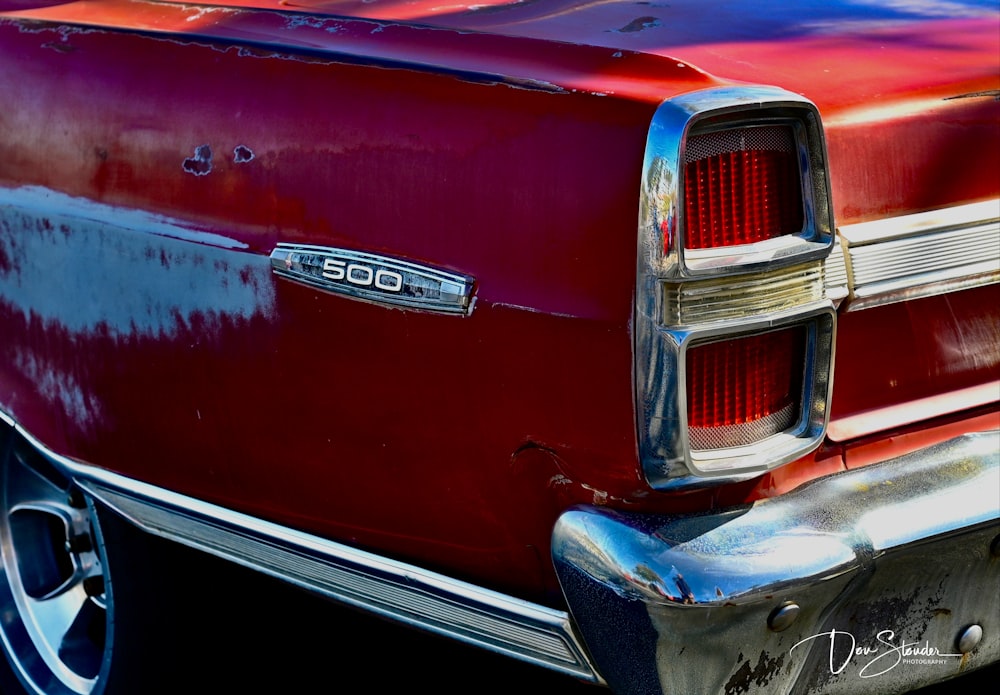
[
  {"xmin": 686, "ymin": 327, "xmax": 806, "ymax": 449},
  {"xmin": 683, "ymin": 125, "xmax": 803, "ymax": 250}
]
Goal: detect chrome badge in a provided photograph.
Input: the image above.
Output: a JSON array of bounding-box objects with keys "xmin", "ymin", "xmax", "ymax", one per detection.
[{"xmin": 270, "ymin": 244, "xmax": 476, "ymax": 316}]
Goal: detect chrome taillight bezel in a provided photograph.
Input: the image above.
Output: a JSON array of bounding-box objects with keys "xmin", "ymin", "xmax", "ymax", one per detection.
[
  {"xmin": 640, "ymin": 87, "xmax": 834, "ymax": 280},
  {"xmin": 678, "ymin": 307, "xmax": 835, "ymax": 476},
  {"xmin": 636, "ymin": 87, "xmax": 838, "ymax": 490}
]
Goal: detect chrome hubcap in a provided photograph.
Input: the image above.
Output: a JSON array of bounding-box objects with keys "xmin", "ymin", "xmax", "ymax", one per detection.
[{"xmin": 0, "ymin": 445, "xmax": 109, "ymax": 695}]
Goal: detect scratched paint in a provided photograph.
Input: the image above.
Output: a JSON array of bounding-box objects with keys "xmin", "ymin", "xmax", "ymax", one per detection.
[
  {"xmin": 0, "ymin": 185, "xmax": 274, "ymax": 438},
  {"xmin": 0, "ymin": 187, "xmax": 270, "ymax": 336},
  {"xmin": 10, "ymin": 347, "xmax": 104, "ymax": 432}
]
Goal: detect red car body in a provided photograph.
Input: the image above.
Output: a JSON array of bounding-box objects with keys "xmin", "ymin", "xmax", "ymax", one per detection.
[{"xmin": 1, "ymin": 1, "xmax": 998, "ymax": 694}]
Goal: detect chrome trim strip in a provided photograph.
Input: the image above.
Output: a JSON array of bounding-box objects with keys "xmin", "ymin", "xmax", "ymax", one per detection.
[
  {"xmin": 835, "ymin": 199, "xmax": 1000, "ymax": 311},
  {"xmin": 0, "ymin": 412, "xmax": 601, "ymax": 684},
  {"xmin": 826, "ymin": 381, "xmax": 1000, "ymax": 442},
  {"xmin": 270, "ymin": 244, "xmax": 476, "ymax": 316},
  {"xmin": 553, "ymin": 430, "xmax": 1000, "ymax": 695}
]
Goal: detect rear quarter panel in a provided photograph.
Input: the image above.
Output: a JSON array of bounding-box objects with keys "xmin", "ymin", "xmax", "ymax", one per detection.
[{"xmin": 0, "ymin": 9, "xmax": 669, "ymax": 598}]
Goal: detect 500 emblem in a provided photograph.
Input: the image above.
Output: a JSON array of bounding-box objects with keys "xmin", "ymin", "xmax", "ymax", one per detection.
[
  {"xmin": 270, "ymin": 244, "xmax": 475, "ymax": 316},
  {"xmin": 321, "ymin": 259, "xmax": 403, "ymax": 292}
]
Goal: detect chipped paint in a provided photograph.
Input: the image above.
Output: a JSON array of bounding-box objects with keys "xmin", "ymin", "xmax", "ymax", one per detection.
[
  {"xmin": 614, "ymin": 16, "xmax": 661, "ymax": 33},
  {"xmin": 580, "ymin": 482, "xmax": 609, "ymax": 504},
  {"xmin": 182, "ymin": 144, "xmax": 213, "ymax": 176},
  {"xmin": 233, "ymin": 145, "xmax": 255, "ymax": 163},
  {"xmin": 40, "ymin": 40, "xmax": 74, "ymax": 53},
  {"xmin": 181, "ymin": 5, "xmax": 236, "ymax": 23},
  {"xmin": 285, "ymin": 13, "xmax": 332, "ymax": 30},
  {"xmin": 2, "ymin": 1, "xmax": 711, "ymax": 101}
]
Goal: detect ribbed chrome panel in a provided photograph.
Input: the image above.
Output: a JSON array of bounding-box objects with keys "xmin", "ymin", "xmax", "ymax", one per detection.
[
  {"xmin": 662, "ymin": 262, "xmax": 824, "ymax": 325},
  {"xmin": 837, "ymin": 199, "xmax": 999, "ymax": 311}
]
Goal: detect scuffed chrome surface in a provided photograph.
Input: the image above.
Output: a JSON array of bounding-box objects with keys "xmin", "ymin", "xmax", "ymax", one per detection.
[
  {"xmin": 0, "ymin": 412, "xmax": 602, "ymax": 685},
  {"xmin": 835, "ymin": 199, "xmax": 1000, "ymax": 312},
  {"xmin": 553, "ymin": 430, "xmax": 1000, "ymax": 695}
]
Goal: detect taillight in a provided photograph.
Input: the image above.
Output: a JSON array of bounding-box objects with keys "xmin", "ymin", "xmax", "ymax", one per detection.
[
  {"xmin": 635, "ymin": 87, "xmax": 837, "ymax": 488},
  {"xmin": 683, "ymin": 125, "xmax": 803, "ymax": 250},
  {"xmin": 686, "ymin": 327, "xmax": 806, "ymax": 450}
]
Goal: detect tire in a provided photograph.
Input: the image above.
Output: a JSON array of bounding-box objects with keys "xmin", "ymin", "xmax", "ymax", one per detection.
[{"xmin": 0, "ymin": 429, "xmax": 114, "ymax": 695}]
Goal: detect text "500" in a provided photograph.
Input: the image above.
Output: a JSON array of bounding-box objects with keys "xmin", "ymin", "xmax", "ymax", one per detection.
[{"xmin": 323, "ymin": 259, "xmax": 403, "ymax": 292}]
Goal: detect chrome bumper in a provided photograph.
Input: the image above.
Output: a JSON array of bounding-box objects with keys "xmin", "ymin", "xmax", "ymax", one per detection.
[{"xmin": 552, "ymin": 430, "xmax": 1000, "ymax": 695}]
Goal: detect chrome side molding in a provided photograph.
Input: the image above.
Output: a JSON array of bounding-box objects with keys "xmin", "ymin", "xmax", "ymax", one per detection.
[{"xmin": 0, "ymin": 413, "xmax": 600, "ymax": 684}]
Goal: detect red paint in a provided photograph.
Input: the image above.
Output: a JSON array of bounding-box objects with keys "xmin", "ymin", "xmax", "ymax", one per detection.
[
  {"xmin": 831, "ymin": 286, "xmax": 1000, "ymax": 427},
  {"xmin": 1, "ymin": 0, "xmax": 998, "ymax": 601}
]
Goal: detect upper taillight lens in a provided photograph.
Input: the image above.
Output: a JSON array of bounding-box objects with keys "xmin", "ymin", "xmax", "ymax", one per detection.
[
  {"xmin": 686, "ymin": 326, "xmax": 806, "ymax": 450},
  {"xmin": 683, "ymin": 125, "xmax": 803, "ymax": 250}
]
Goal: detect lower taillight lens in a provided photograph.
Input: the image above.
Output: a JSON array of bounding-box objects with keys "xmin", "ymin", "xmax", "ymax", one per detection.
[
  {"xmin": 686, "ymin": 326, "xmax": 806, "ymax": 450},
  {"xmin": 683, "ymin": 125, "xmax": 803, "ymax": 250}
]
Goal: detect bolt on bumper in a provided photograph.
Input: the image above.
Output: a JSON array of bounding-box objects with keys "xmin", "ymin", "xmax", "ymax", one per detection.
[{"xmin": 552, "ymin": 430, "xmax": 1000, "ymax": 695}]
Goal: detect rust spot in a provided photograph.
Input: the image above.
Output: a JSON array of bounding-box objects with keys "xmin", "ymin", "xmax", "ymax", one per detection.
[
  {"xmin": 183, "ymin": 145, "xmax": 213, "ymax": 176},
  {"xmin": 234, "ymin": 145, "xmax": 254, "ymax": 164}
]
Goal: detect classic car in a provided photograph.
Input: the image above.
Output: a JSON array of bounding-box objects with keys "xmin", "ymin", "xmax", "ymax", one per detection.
[{"xmin": 0, "ymin": 0, "xmax": 998, "ymax": 693}]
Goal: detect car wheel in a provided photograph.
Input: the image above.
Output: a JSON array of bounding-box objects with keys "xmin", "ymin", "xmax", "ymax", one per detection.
[{"xmin": 0, "ymin": 433, "xmax": 113, "ymax": 695}]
